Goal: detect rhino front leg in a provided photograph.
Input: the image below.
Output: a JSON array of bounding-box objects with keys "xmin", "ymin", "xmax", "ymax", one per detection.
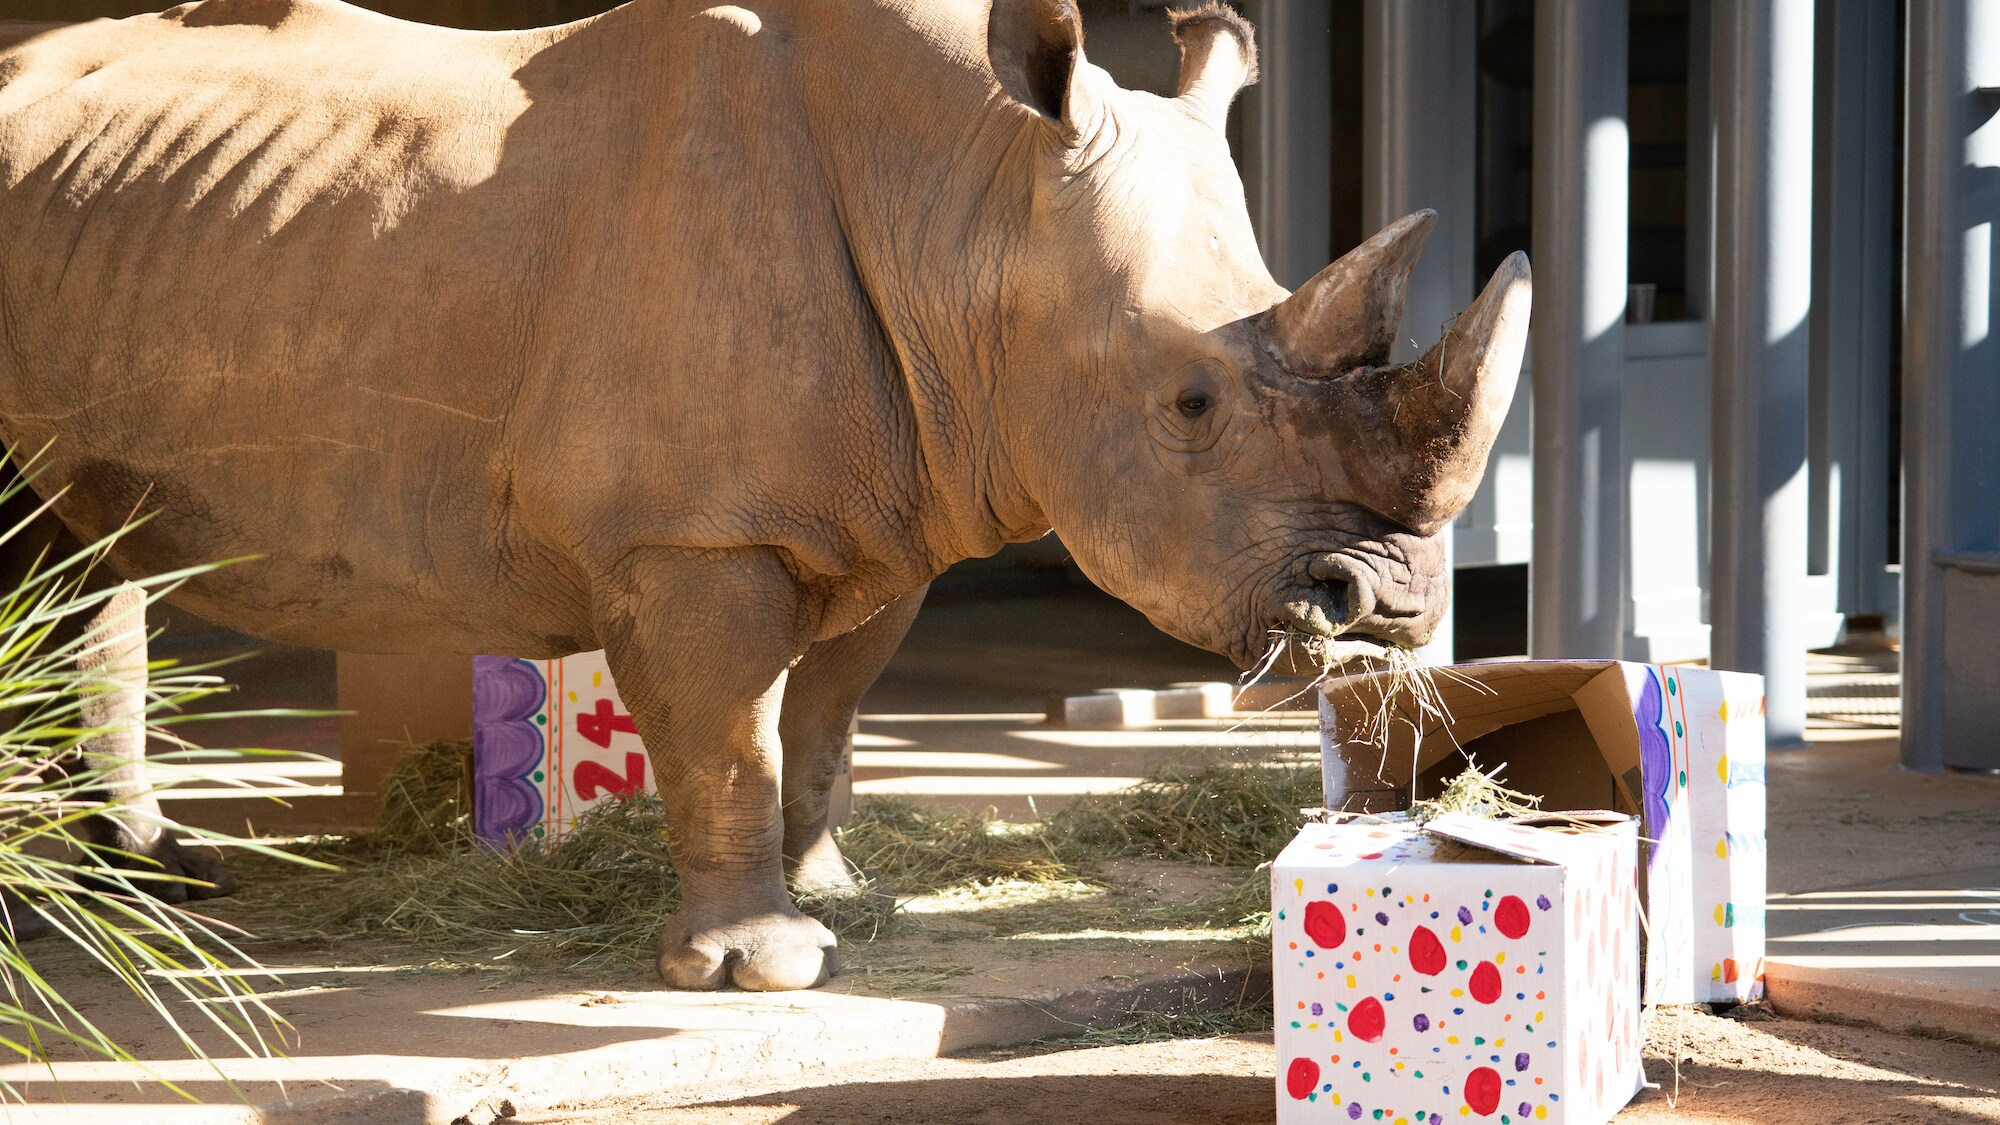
[
  {"xmin": 595, "ymin": 546, "xmax": 834, "ymax": 991},
  {"xmin": 779, "ymin": 586, "xmax": 926, "ymax": 895}
]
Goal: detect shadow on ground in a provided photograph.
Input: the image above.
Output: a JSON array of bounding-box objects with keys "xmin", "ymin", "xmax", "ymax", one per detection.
[{"xmin": 696, "ymin": 1072, "xmax": 1275, "ymax": 1125}]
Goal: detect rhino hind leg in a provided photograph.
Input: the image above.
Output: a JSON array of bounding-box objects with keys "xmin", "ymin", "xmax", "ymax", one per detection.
[
  {"xmin": 778, "ymin": 586, "xmax": 926, "ymax": 900},
  {"xmin": 0, "ymin": 479, "xmax": 234, "ymax": 905},
  {"xmin": 597, "ymin": 546, "xmax": 840, "ymax": 991},
  {"xmin": 75, "ymin": 583, "xmax": 236, "ymax": 903}
]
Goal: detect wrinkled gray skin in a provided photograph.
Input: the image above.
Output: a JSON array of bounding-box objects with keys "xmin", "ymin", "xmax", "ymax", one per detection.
[{"xmin": 0, "ymin": 0, "xmax": 1529, "ymax": 988}]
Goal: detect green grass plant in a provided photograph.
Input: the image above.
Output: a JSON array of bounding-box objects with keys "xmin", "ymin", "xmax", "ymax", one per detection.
[{"xmin": 0, "ymin": 454, "xmax": 330, "ymax": 1101}]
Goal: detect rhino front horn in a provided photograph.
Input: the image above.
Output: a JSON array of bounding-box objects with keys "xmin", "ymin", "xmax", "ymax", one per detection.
[
  {"xmin": 1360, "ymin": 252, "xmax": 1533, "ymax": 536},
  {"xmin": 1261, "ymin": 210, "xmax": 1436, "ymax": 376}
]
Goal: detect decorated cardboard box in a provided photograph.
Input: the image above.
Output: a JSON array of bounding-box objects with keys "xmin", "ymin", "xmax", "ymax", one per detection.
[
  {"xmin": 472, "ymin": 652, "xmax": 859, "ymax": 848},
  {"xmin": 1318, "ymin": 660, "xmax": 1767, "ymax": 1004},
  {"xmin": 1272, "ymin": 812, "xmax": 1643, "ymax": 1124},
  {"xmin": 471, "ymin": 652, "xmax": 652, "ymax": 847}
]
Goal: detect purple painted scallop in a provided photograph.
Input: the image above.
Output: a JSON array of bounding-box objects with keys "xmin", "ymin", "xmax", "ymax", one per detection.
[{"xmin": 472, "ymin": 656, "xmax": 548, "ymax": 847}]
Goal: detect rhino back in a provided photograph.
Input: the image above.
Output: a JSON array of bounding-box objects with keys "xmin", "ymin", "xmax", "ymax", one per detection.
[{"xmin": 0, "ymin": 0, "xmax": 937, "ymax": 654}]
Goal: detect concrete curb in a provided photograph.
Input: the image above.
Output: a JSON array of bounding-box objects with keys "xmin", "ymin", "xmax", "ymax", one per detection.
[
  {"xmin": 254, "ymin": 960, "xmax": 1264, "ymax": 1112},
  {"xmin": 1765, "ymin": 959, "xmax": 2000, "ymax": 1053}
]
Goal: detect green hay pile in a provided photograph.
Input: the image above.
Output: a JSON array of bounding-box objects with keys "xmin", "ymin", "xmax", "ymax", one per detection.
[
  {"xmin": 372, "ymin": 738, "xmax": 474, "ymax": 854},
  {"xmin": 1407, "ymin": 762, "xmax": 1543, "ymax": 824},
  {"xmin": 837, "ymin": 799, "xmax": 1070, "ymax": 891},
  {"xmin": 1050, "ymin": 762, "xmax": 1318, "ymax": 867},
  {"xmin": 250, "ymin": 743, "xmax": 1321, "ymax": 975},
  {"xmin": 280, "ymin": 786, "xmax": 683, "ymax": 973}
]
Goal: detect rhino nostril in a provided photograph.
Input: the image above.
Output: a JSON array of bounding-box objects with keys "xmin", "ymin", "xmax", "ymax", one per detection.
[{"xmin": 1314, "ymin": 578, "xmax": 1351, "ymax": 625}]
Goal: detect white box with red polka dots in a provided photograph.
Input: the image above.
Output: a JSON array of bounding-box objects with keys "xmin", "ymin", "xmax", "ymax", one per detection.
[{"xmin": 1272, "ymin": 811, "xmax": 1643, "ymax": 1125}]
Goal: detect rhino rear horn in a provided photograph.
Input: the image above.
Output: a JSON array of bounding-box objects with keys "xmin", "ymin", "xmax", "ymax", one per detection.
[
  {"xmin": 1261, "ymin": 211, "xmax": 1437, "ymax": 376},
  {"xmin": 1169, "ymin": 4, "xmax": 1258, "ymax": 131},
  {"xmin": 1362, "ymin": 252, "xmax": 1533, "ymax": 535}
]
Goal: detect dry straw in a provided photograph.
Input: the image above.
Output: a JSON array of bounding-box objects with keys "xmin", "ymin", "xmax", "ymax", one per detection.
[
  {"xmin": 1245, "ymin": 624, "xmax": 1498, "ymax": 803},
  {"xmin": 1406, "ymin": 761, "xmax": 1544, "ymax": 823},
  {"xmin": 244, "ymin": 745, "xmax": 1322, "ymax": 974}
]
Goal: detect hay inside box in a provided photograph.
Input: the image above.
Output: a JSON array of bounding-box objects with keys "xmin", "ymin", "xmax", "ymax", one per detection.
[{"xmin": 1317, "ymin": 660, "xmax": 1766, "ymax": 1005}]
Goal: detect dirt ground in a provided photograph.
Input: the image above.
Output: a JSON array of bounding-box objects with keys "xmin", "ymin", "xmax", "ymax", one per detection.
[{"xmin": 519, "ymin": 1009, "xmax": 2000, "ymax": 1124}]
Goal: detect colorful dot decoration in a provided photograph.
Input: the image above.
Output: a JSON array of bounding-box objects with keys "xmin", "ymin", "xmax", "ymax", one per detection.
[
  {"xmin": 1629, "ymin": 662, "xmax": 1769, "ymax": 1009},
  {"xmin": 1274, "ymin": 817, "xmax": 1641, "ymax": 1123}
]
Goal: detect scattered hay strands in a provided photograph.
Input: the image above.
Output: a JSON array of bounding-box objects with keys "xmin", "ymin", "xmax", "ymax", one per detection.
[
  {"xmin": 1241, "ymin": 625, "xmax": 1499, "ymax": 804},
  {"xmin": 1028, "ymin": 983, "xmax": 1275, "ymax": 1049},
  {"xmin": 1049, "ymin": 761, "xmax": 1319, "ymax": 869},
  {"xmin": 240, "ymin": 745, "xmax": 1323, "ymax": 976}
]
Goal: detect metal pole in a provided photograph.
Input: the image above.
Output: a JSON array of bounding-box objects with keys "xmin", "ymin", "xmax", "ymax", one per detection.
[
  {"xmin": 1686, "ymin": 0, "xmax": 1714, "ymax": 322},
  {"xmin": 1708, "ymin": 0, "xmax": 1814, "ymax": 747},
  {"xmin": 1531, "ymin": 0, "xmax": 1628, "ymax": 659},
  {"xmin": 1363, "ymin": 0, "xmax": 1477, "ymax": 667},
  {"xmin": 1810, "ymin": 0, "xmax": 1898, "ymax": 623},
  {"xmin": 1254, "ymin": 0, "xmax": 1333, "ymax": 289},
  {"xmin": 1901, "ymin": 0, "xmax": 2000, "ymax": 773},
  {"xmin": 1362, "ymin": 0, "xmax": 1477, "ymax": 357}
]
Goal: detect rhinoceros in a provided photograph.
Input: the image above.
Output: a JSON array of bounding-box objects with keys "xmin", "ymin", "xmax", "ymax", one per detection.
[{"xmin": 0, "ymin": 0, "xmax": 1529, "ymax": 988}]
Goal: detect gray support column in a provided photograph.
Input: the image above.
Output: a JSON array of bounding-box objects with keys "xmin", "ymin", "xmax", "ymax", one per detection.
[
  {"xmin": 1686, "ymin": 0, "xmax": 1714, "ymax": 321},
  {"xmin": 1252, "ymin": 0, "xmax": 1333, "ymax": 288},
  {"xmin": 1362, "ymin": 2, "xmax": 1477, "ymax": 357},
  {"xmin": 1810, "ymin": 0, "xmax": 1899, "ymax": 622},
  {"xmin": 1363, "ymin": 0, "xmax": 1477, "ymax": 665},
  {"xmin": 1530, "ymin": 0, "xmax": 1628, "ymax": 659},
  {"xmin": 1709, "ymin": 0, "xmax": 1814, "ymax": 746},
  {"xmin": 1901, "ymin": 0, "xmax": 2000, "ymax": 773}
]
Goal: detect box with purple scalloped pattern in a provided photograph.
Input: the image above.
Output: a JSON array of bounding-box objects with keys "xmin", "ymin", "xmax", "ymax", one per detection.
[{"xmin": 472, "ymin": 652, "xmax": 651, "ymax": 847}]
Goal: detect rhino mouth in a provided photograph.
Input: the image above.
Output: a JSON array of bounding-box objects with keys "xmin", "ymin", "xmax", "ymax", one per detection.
[
  {"xmin": 1246, "ymin": 546, "xmax": 1426, "ymax": 672},
  {"xmin": 1249, "ymin": 618, "xmax": 1399, "ymax": 677},
  {"xmin": 1253, "ymin": 568, "xmax": 1400, "ymax": 671}
]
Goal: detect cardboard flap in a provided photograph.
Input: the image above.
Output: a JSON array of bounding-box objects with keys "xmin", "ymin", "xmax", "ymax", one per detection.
[
  {"xmin": 1321, "ymin": 660, "xmax": 1621, "ymax": 786},
  {"xmin": 1572, "ymin": 664, "xmax": 1655, "ymax": 812},
  {"xmin": 1422, "ymin": 811, "xmax": 1633, "ymax": 865}
]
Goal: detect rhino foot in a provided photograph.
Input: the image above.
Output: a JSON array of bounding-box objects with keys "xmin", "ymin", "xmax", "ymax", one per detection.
[
  {"xmin": 0, "ymin": 889, "xmax": 52, "ymax": 942},
  {"xmin": 88, "ymin": 826, "xmax": 237, "ymax": 904},
  {"xmin": 656, "ymin": 907, "xmax": 838, "ymax": 991}
]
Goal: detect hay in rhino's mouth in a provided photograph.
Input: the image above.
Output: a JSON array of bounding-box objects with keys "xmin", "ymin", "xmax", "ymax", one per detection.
[
  {"xmin": 1245, "ymin": 620, "xmax": 1403, "ymax": 681},
  {"xmin": 1242, "ymin": 623, "xmax": 1452, "ymax": 798},
  {"xmin": 1315, "ymin": 634, "xmax": 1401, "ymax": 666}
]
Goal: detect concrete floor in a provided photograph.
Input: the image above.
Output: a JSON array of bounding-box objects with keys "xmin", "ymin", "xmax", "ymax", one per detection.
[{"xmin": 94, "ymin": 566, "xmax": 2000, "ymax": 1122}]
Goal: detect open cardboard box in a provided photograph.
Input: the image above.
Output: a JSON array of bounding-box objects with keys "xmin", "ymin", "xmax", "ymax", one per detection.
[{"xmin": 1318, "ymin": 660, "xmax": 1767, "ymax": 1005}]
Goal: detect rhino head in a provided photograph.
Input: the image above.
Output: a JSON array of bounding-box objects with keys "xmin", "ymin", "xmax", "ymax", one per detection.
[{"xmin": 985, "ymin": 1, "xmax": 1530, "ymax": 669}]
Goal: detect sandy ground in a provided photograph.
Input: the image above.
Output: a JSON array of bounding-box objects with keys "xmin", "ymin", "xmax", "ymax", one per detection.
[
  {"xmin": 519, "ymin": 1009, "xmax": 2000, "ymax": 1124},
  {"xmin": 123, "ymin": 592, "xmax": 2000, "ymax": 1123}
]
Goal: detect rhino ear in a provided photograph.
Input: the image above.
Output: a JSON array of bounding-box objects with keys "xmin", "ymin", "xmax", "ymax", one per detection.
[
  {"xmin": 989, "ymin": 0, "xmax": 1092, "ymax": 139},
  {"xmin": 1169, "ymin": 3, "xmax": 1257, "ymax": 132}
]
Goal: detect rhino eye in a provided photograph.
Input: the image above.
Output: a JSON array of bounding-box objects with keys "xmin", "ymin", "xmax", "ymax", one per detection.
[{"xmin": 1174, "ymin": 392, "xmax": 1211, "ymax": 419}]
